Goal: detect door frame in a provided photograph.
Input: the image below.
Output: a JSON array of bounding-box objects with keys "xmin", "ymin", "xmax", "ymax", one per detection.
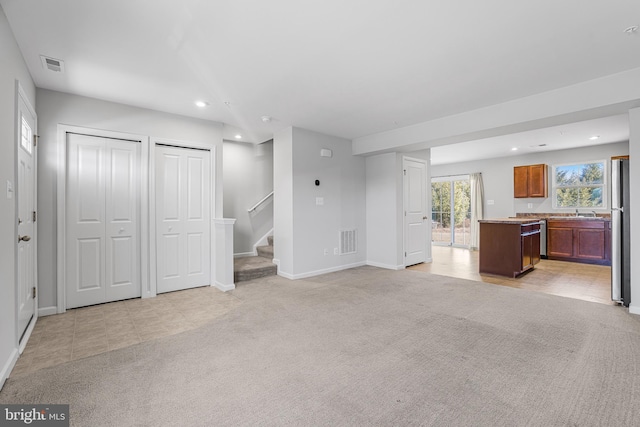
[
  {"xmin": 15, "ymin": 82, "xmax": 38, "ymax": 352},
  {"xmin": 56, "ymin": 125, "xmax": 150, "ymax": 313},
  {"xmin": 148, "ymin": 137, "xmax": 217, "ymax": 298},
  {"xmin": 402, "ymin": 156, "xmax": 431, "ymax": 267}
]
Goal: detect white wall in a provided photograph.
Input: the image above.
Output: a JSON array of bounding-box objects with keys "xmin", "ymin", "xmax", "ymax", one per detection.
[
  {"xmin": 431, "ymin": 142, "xmax": 629, "ymax": 218},
  {"xmin": 628, "ymin": 108, "xmax": 640, "ymax": 315},
  {"xmin": 0, "ymin": 5, "xmax": 36, "ymax": 387},
  {"xmin": 223, "ymin": 140, "xmax": 273, "ymax": 255},
  {"xmin": 365, "ymin": 149, "xmax": 432, "ymax": 270},
  {"xmin": 366, "ymin": 153, "xmax": 400, "ymax": 269},
  {"xmin": 273, "ymin": 128, "xmax": 294, "ymax": 274},
  {"xmin": 274, "ymin": 127, "xmax": 366, "ymax": 278},
  {"xmin": 36, "ymin": 89, "xmax": 224, "ymax": 310}
]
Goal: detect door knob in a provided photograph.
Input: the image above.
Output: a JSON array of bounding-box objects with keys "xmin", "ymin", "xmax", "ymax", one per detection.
[
  {"xmin": 18, "ymin": 235, "xmax": 31, "ymax": 242},
  {"xmin": 422, "ymin": 216, "xmax": 428, "ymax": 220}
]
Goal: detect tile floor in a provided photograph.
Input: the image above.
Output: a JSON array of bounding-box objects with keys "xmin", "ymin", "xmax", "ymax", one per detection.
[
  {"xmin": 409, "ymin": 245, "xmax": 613, "ymax": 305},
  {"xmin": 12, "ymin": 286, "xmax": 242, "ymax": 377}
]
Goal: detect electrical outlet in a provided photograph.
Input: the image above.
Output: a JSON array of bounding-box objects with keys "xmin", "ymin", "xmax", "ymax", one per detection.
[
  {"xmin": 527, "ymin": 203, "xmax": 533, "ymax": 209},
  {"xmin": 487, "ymin": 199, "xmax": 494, "ymax": 205},
  {"xmin": 334, "ymin": 248, "xmax": 338, "ymax": 255},
  {"xmin": 323, "ymin": 248, "xmax": 328, "ymax": 256}
]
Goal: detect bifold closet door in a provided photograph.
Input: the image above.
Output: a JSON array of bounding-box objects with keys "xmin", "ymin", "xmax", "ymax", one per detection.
[
  {"xmin": 66, "ymin": 133, "xmax": 141, "ymax": 309},
  {"xmin": 155, "ymin": 145, "xmax": 211, "ymax": 293}
]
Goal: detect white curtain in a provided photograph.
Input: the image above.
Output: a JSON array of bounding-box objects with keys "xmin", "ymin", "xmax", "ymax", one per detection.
[{"xmin": 470, "ymin": 173, "xmax": 484, "ymax": 250}]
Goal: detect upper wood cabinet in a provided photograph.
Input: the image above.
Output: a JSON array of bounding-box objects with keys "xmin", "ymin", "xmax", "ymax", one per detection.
[{"xmin": 514, "ymin": 164, "xmax": 548, "ymax": 198}]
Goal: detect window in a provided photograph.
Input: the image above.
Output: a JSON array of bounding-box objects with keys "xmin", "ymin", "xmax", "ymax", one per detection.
[
  {"xmin": 20, "ymin": 115, "xmax": 32, "ymax": 154},
  {"xmin": 552, "ymin": 160, "xmax": 606, "ymax": 209},
  {"xmin": 431, "ymin": 175, "xmax": 471, "ymax": 247}
]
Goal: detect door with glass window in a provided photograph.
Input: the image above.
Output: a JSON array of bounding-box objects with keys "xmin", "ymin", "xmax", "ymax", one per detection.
[{"xmin": 431, "ymin": 177, "xmax": 471, "ymax": 247}]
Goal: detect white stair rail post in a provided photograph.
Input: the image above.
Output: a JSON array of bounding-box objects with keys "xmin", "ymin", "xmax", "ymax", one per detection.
[{"xmin": 214, "ymin": 218, "xmax": 236, "ymax": 291}]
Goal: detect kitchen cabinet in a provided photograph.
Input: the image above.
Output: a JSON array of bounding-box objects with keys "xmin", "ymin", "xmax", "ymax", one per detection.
[
  {"xmin": 514, "ymin": 164, "xmax": 548, "ymax": 198},
  {"xmin": 547, "ymin": 219, "xmax": 611, "ymax": 266},
  {"xmin": 479, "ymin": 219, "xmax": 541, "ymax": 278}
]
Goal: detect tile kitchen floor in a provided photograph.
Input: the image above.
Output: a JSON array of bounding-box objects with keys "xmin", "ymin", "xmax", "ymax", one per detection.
[
  {"xmin": 409, "ymin": 245, "xmax": 613, "ymax": 305},
  {"xmin": 11, "ymin": 286, "xmax": 243, "ymax": 377}
]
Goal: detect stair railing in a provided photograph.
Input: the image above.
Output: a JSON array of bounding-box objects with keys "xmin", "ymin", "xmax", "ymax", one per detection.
[{"xmin": 248, "ymin": 191, "xmax": 273, "ymax": 213}]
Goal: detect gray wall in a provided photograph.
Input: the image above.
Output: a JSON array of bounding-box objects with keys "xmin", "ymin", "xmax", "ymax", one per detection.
[
  {"xmin": 431, "ymin": 141, "xmax": 629, "ymax": 218},
  {"xmin": 223, "ymin": 140, "xmax": 273, "ymax": 254},
  {"xmin": 274, "ymin": 127, "xmax": 366, "ymax": 278},
  {"xmin": 36, "ymin": 89, "xmax": 224, "ymax": 311},
  {"xmin": 0, "ymin": 5, "xmax": 37, "ymax": 386}
]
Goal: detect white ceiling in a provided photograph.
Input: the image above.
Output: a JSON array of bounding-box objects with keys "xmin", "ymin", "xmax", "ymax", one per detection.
[
  {"xmin": 2, "ymin": 0, "xmax": 639, "ymax": 149},
  {"xmin": 431, "ymin": 114, "xmax": 630, "ymax": 165}
]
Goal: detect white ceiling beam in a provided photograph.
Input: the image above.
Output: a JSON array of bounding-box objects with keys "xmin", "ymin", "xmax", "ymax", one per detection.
[{"xmin": 352, "ymin": 67, "xmax": 640, "ymax": 156}]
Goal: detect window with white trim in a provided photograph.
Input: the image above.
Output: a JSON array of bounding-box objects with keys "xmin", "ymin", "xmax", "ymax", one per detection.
[
  {"xmin": 552, "ymin": 160, "xmax": 606, "ymax": 209},
  {"xmin": 21, "ymin": 115, "xmax": 32, "ymax": 154}
]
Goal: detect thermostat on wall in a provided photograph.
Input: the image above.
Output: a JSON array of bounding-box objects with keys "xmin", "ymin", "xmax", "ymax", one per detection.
[{"xmin": 320, "ymin": 149, "xmax": 332, "ymax": 157}]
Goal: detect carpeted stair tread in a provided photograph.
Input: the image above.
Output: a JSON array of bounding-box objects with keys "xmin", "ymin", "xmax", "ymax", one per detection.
[
  {"xmin": 234, "ymin": 255, "xmax": 276, "ymax": 283},
  {"xmin": 256, "ymin": 245, "xmax": 273, "ymax": 259}
]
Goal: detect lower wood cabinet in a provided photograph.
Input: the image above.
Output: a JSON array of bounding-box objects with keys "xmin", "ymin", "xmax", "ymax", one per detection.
[
  {"xmin": 547, "ymin": 220, "xmax": 611, "ymax": 266},
  {"xmin": 479, "ymin": 221, "xmax": 541, "ymax": 278}
]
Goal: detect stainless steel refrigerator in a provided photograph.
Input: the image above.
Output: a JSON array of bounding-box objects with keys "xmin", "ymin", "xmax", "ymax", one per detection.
[{"xmin": 611, "ymin": 158, "xmax": 630, "ymax": 306}]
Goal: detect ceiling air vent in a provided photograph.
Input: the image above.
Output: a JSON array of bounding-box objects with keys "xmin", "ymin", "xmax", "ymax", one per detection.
[{"xmin": 40, "ymin": 55, "xmax": 65, "ymax": 73}]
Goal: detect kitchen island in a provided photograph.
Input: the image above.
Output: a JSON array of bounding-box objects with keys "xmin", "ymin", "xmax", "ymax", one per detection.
[{"xmin": 479, "ymin": 218, "xmax": 541, "ymax": 278}]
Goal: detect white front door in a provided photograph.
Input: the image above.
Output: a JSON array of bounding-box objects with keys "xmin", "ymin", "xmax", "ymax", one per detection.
[
  {"xmin": 17, "ymin": 90, "xmax": 37, "ymax": 340},
  {"xmin": 404, "ymin": 158, "xmax": 428, "ymax": 266},
  {"xmin": 155, "ymin": 145, "xmax": 211, "ymax": 293},
  {"xmin": 66, "ymin": 133, "xmax": 141, "ymax": 309}
]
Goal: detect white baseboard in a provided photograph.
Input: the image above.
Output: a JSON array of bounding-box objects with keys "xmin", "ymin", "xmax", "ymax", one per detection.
[
  {"xmin": 629, "ymin": 305, "xmax": 640, "ymax": 316},
  {"xmin": 39, "ymin": 306, "xmax": 58, "ymax": 317},
  {"xmin": 279, "ymin": 261, "xmax": 367, "ymax": 280},
  {"xmin": 366, "ymin": 261, "xmax": 405, "ymax": 270},
  {"xmin": 0, "ymin": 348, "xmax": 18, "ymax": 390},
  {"xmin": 214, "ymin": 281, "xmax": 235, "ymax": 292},
  {"xmin": 234, "ymin": 252, "xmax": 255, "ymax": 258}
]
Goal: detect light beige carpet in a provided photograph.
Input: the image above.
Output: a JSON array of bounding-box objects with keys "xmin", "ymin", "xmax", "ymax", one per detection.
[{"xmin": 2, "ymin": 266, "xmax": 640, "ymax": 426}]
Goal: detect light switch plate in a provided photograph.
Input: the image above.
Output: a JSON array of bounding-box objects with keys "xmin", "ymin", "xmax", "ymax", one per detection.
[
  {"xmin": 316, "ymin": 197, "xmax": 324, "ymax": 206},
  {"xmin": 487, "ymin": 199, "xmax": 494, "ymax": 205},
  {"xmin": 6, "ymin": 180, "xmax": 13, "ymax": 199}
]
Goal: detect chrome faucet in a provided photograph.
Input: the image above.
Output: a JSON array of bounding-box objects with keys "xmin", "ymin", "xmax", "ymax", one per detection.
[{"xmin": 575, "ymin": 209, "xmax": 579, "ymax": 217}]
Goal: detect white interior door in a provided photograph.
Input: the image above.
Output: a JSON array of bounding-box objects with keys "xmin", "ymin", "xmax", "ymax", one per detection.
[
  {"xmin": 66, "ymin": 133, "xmax": 141, "ymax": 309},
  {"xmin": 404, "ymin": 158, "xmax": 427, "ymax": 266},
  {"xmin": 156, "ymin": 145, "xmax": 210, "ymax": 293},
  {"xmin": 17, "ymin": 91, "xmax": 37, "ymax": 339}
]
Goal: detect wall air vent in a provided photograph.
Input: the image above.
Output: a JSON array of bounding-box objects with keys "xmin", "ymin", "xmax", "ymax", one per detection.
[
  {"xmin": 339, "ymin": 229, "xmax": 357, "ymax": 255},
  {"xmin": 40, "ymin": 55, "xmax": 65, "ymax": 73}
]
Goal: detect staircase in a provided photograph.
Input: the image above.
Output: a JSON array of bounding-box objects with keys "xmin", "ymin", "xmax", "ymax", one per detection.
[{"xmin": 234, "ymin": 236, "xmax": 277, "ymax": 283}]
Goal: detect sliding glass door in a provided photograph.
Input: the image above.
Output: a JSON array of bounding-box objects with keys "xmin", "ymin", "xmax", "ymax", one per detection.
[{"xmin": 432, "ymin": 176, "xmax": 471, "ymax": 247}]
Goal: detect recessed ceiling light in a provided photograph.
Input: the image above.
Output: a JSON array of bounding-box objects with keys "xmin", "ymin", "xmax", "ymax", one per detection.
[
  {"xmin": 511, "ymin": 147, "xmax": 518, "ymax": 151},
  {"xmin": 261, "ymin": 116, "xmax": 272, "ymax": 123},
  {"xmin": 195, "ymin": 101, "xmax": 209, "ymax": 108},
  {"xmin": 589, "ymin": 135, "xmax": 600, "ymax": 140},
  {"xmin": 235, "ymin": 134, "xmax": 242, "ymax": 139}
]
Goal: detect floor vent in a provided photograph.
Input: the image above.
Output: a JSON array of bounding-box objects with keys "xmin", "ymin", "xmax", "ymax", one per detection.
[{"xmin": 339, "ymin": 229, "xmax": 357, "ymax": 255}]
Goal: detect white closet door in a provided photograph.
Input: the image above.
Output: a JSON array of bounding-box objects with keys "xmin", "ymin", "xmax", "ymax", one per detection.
[
  {"xmin": 156, "ymin": 145, "xmax": 210, "ymax": 293},
  {"xmin": 66, "ymin": 134, "xmax": 141, "ymax": 309}
]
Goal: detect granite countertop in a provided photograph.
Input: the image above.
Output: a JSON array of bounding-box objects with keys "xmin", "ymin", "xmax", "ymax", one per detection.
[
  {"xmin": 517, "ymin": 212, "xmax": 610, "ymax": 221},
  {"xmin": 479, "ymin": 218, "xmax": 541, "ymax": 225},
  {"xmin": 545, "ymin": 216, "xmax": 610, "ymax": 221}
]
